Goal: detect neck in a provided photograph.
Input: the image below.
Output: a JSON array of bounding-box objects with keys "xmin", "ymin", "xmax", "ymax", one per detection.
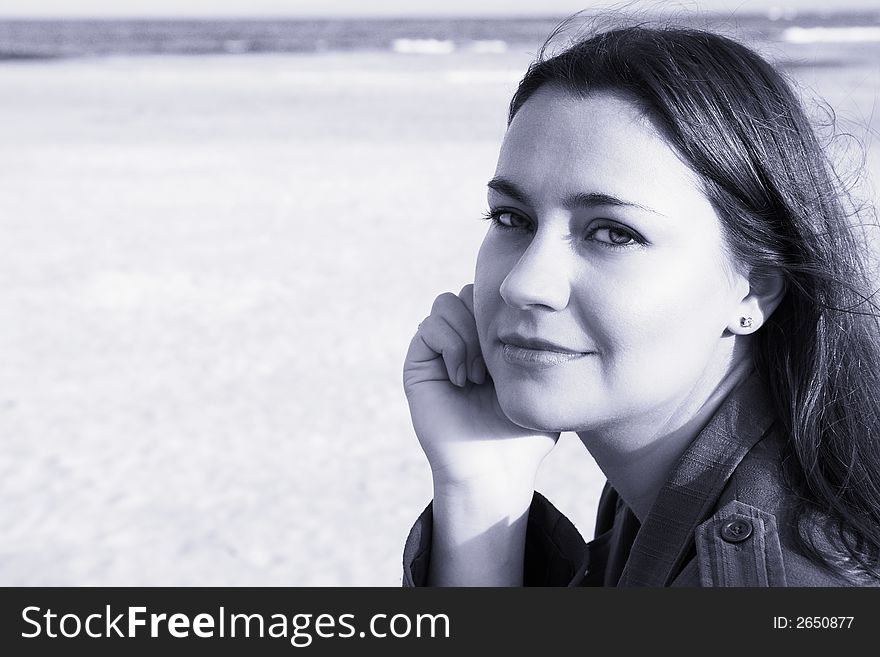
[{"xmin": 576, "ymin": 356, "xmax": 753, "ymax": 522}]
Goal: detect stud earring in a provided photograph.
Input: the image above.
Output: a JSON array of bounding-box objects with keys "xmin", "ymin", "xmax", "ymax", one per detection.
[{"xmin": 739, "ymin": 317, "xmax": 753, "ymax": 329}]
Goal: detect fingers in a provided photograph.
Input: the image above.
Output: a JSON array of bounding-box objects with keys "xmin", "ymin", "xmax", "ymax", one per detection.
[
  {"xmin": 456, "ymin": 285, "xmax": 486, "ymax": 383},
  {"xmin": 458, "ymin": 283, "xmax": 475, "ymax": 316},
  {"xmin": 431, "ymin": 291, "xmax": 485, "ymax": 386},
  {"xmin": 405, "ymin": 289, "xmax": 485, "ymax": 388},
  {"xmin": 415, "ymin": 316, "xmax": 465, "ymax": 386},
  {"xmin": 405, "ymin": 286, "xmax": 485, "ymax": 388}
]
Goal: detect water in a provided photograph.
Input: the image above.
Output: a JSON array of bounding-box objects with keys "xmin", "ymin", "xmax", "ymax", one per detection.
[{"xmin": 0, "ymin": 12, "xmax": 879, "ymax": 63}]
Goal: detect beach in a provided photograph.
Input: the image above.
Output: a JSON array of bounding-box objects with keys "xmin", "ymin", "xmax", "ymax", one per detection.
[{"xmin": 1, "ymin": 35, "xmax": 878, "ymax": 585}]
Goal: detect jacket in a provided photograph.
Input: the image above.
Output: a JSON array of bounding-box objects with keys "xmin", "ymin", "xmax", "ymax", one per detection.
[{"xmin": 402, "ymin": 373, "xmax": 879, "ymax": 586}]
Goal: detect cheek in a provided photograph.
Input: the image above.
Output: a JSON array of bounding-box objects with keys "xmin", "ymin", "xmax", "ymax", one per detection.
[{"xmin": 579, "ymin": 250, "xmax": 736, "ymax": 371}]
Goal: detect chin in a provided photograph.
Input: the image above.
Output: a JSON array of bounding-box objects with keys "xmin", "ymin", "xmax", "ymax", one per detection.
[{"xmin": 494, "ymin": 384, "xmax": 591, "ymax": 433}]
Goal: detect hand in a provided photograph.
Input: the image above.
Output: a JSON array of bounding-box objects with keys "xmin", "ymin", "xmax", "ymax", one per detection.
[{"xmin": 403, "ymin": 284, "xmax": 559, "ymax": 489}]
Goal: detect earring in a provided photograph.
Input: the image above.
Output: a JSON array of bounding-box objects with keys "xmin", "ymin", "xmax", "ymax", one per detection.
[{"xmin": 739, "ymin": 317, "xmax": 753, "ymax": 329}]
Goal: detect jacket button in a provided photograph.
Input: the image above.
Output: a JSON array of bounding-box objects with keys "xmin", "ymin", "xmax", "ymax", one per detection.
[{"xmin": 720, "ymin": 518, "xmax": 753, "ymax": 543}]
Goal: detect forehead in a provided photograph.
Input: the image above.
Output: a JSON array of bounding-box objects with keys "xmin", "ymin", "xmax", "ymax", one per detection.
[{"xmin": 496, "ymin": 87, "xmax": 707, "ymax": 213}]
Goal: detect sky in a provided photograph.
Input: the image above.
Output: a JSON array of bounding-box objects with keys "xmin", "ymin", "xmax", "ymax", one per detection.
[{"xmin": 0, "ymin": 0, "xmax": 878, "ymax": 18}]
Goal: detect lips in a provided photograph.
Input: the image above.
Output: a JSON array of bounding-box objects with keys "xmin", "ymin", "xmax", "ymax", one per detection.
[
  {"xmin": 498, "ymin": 332, "xmax": 589, "ymax": 355},
  {"xmin": 497, "ymin": 332, "xmax": 594, "ymax": 369}
]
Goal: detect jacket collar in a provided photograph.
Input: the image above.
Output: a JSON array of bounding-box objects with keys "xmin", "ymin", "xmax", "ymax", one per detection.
[{"xmin": 617, "ymin": 371, "xmax": 777, "ymax": 587}]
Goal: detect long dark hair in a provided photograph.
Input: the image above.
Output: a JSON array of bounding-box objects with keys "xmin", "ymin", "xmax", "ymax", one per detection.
[{"xmin": 509, "ymin": 19, "xmax": 880, "ymax": 580}]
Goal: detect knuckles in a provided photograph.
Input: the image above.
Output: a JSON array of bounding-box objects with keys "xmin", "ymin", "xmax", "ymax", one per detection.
[
  {"xmin": 431, "ymin": 291, "xmax": 461, "ymax": 314},
  {"xmin": 445, "ymin": 341, "xmax": 466, "ymax": 358}
]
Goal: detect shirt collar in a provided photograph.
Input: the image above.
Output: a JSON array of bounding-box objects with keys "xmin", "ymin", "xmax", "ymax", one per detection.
[{"xmin": 617, "ymin": 371, "xmax": 777, "ymax": 587}]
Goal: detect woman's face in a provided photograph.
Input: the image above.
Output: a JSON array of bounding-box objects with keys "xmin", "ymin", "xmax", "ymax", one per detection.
[{"xmin": 474, "ymin": 87, "xmax": 749, "ymax": 434}]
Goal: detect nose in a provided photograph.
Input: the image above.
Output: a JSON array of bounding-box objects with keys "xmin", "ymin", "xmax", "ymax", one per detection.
[{"xmin": 499, "ymin": 231, "xmax": 571, "ymax": 311}]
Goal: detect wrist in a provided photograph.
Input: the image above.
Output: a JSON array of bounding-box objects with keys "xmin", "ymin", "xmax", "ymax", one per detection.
[
  {"xmin": 429, "ymin": 474, "xmax": 534, "ymax": 587},
  {"xmin": 431, "ymin": 463, "xmax": 539, "ymax": 493},
  {"xmin": 432, "ymin": 472, "xmax": 536, "ymax": 517}
]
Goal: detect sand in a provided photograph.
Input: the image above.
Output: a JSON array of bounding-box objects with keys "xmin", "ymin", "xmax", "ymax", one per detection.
[{"xmin": 0, "ymin": 48, "xmax": 877, "ymax": 585}]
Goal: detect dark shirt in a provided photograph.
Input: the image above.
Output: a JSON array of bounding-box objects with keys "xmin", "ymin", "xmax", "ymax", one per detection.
[{"xmin": 402, "ymin": 373, "xmax": 878, "ymax": 586}]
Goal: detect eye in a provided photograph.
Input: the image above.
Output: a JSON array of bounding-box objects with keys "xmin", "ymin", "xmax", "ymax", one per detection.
[
  {"xmin": 482, "ymin": 209, "xmax": 533, "ymax": 232},
  {"xmin": 586, "ymin": 223, "xmax": 643, "ymax": 248}
]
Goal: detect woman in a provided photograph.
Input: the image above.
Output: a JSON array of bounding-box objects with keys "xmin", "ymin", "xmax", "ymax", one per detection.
[{"xmin": 401, "ymin": 22, "xmax": 880, "ymax": 586}]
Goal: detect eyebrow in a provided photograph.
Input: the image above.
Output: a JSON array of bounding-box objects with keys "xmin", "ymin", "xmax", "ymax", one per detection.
[{"xmin": 487, "ymin": 176, "xmax": 664, "ymax": 216}]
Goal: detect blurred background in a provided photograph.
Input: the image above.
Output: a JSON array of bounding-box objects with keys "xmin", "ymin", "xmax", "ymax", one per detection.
[{"xmin": 1, "ymin": 0, "xmax": 878, "ymax": 585}]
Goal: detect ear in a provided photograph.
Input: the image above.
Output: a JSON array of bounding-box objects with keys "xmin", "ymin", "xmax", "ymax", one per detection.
[{"xmin": 727, "ymin": 268, "xmax": 786, "ymax": 336}]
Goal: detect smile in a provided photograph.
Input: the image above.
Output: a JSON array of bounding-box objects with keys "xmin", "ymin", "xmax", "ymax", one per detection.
[{"xmin": 501, "ymin": 343, "xmax": 593, "ymax": 368}]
